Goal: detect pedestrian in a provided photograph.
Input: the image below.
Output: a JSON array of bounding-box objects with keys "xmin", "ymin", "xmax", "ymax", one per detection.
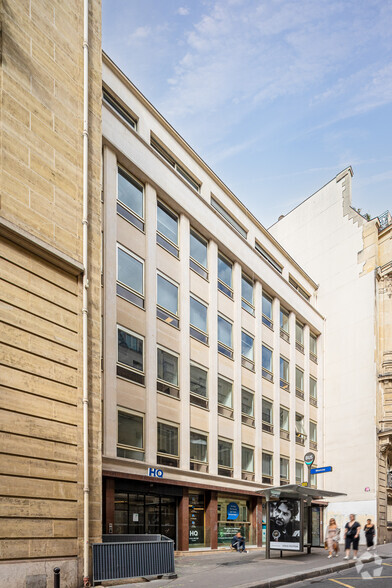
[
  {"xmin": 343, "ymin": 514, "xmax": 361, "ymax": 560},
  {"xmin": 325, "ymin": 518, "xmax": 340, "ymax": 558},
  {"xmin": 364, "ymin": 518, "xmax": 375, "ymax": 551},
  {"xmin": 231, "ymin": 531, "xmax": 247, "ymax": 553}
]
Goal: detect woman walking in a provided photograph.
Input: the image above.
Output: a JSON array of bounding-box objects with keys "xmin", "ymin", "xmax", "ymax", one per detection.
[
  {"xmin": 325, "ymin": 518, "xmax": 340, "ymax": 558},
  {"xmin": 343, "ymin": 514, "xmax": 361, "ymax": 560},
  {"xmin": 364, "ymin": 518, "xmax": 375, "ymax": 550}
]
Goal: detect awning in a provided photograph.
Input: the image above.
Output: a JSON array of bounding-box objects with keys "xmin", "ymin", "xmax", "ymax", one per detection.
[{"xmin": 257, "ymin": 484, "xmax": 346, "ymax": 501}]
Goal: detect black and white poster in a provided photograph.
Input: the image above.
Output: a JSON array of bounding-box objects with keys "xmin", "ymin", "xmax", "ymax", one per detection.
[{"xmin": 269, "ymin": 499, "xmax": 301, "ymax": 551}]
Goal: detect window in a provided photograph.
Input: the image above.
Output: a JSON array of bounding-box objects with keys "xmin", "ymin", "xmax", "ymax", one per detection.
[
  {"xmin": 117, "ymin": 410, "xmax": 144, "ymax": 460},
  {"xmin": 157, "ymin": 347, "xmax": 179, "ymax": 398},
  {"xmin": 309, "ymin": 421, "xmax": 317, "ymax": 449},
  {"xmin": 280, "ymin": 356, "xmax": 289, "ymax": 391},
  {"xmin": 218, "ymin": 315, "xmax": 233, "ymax": 358},
  {"xmin": 295, "ymin": 367, "xmax": 304, "ymax": 399},
  {"xmin": 262, "ymin": 452, "xmax": 273, "ymax": 483},
  {"xmin": 157, "ymin": 422, "xmax": 179, "ymax": 467},
  {"xmin": 190, "ymin": 296, "xmax": 208, "ymax": 343},
  {"xmin": 151, "ymin": 136, "xmax": 201, "ymax": 192},
  {"xmin": 262, "ymin": 293, "xmax": 273, "ymax": 329},
  {"xmin": 217, "ymin": 253, "xmax": 233, "ymax": 298},
  {"xmin": 242, "ymin": 388, "xmax": 254, "ymax": 417},
  {"xmin": 295, "ymin": 321, "xmax": 304, "ymax": 353},
  {"xmin": 262, "ymin": 398, "xmax": 273, "ymax": 433},
  {"xmin": 190, "ymin": 431, "xmax": 208, "ymax": 464},
  {"xmin": 190, "ymin": 364, "xmax": 208, "ymax": 399},
  {"xmin": 117, "ymin": 245, "xmax": 144, "ymax": 308},
  {"xmin": 289, "ymin": 276, "xmax": 310, "ymax": 300},
  {"xmin": 280, "ymin": 457, "xmax": 289, "ymax": 483},
  {"xmin": 190, "ymin": 229, "xmax": 208, "ymax": 279},
  {"xmin": 262, "ymin": 345, "xmax": 273, "ymax": 381},
  {"xmin": 104, "ymin": 89, "xmax": 137, "ymax": 129},
  {"xmin": 117, "ymin": 326, "xmax": 144, "ymax": 384},
  {"xmin": 157, "ymin": 274, "xmax": 179, "ymax": 327},
  {"xmin": 310, "ymin": 376, "xmax": 317, "ymax": 405},
  {"xmin": 117, "ymin": 167, "xmax": 144, "ymax": 231},
  {"xmin": 255, "ymin": 242, "xmax": 283, "ymax": 273},
  {"xmin": 280, "ymin": 406, "xmax": 289, "ymax": 439},
  {"xmin": 211, "ymin": 197, "xmax": 247, "ymax": 239},
  {"xmin": 241, "ymin": 330, "xmax": 254, "ymax": 370},
  {"xmin": 295, "ymin": 461, "xmax": 304, "ymax": 484},
  {"xmin": 218, "ymin": 439, "xmax": 233, "ymax": 477},
  {"xmin": 310, "ymin": 332, "xmax": 318, "ymax": 362},
  {"xmin": 280, "ymin": 307, "xmax": 290, "ymax": 341},
  {"xmin": 218, "ymin": 377, "xmax": 233, "ymax": 409},
  {"xmin": 241, "ymin": 274, "xmax": 254, "ymax": 315},
  {"xmin": 157, "ymin": 201, "xmax": 179, "ymax": 257},
  {"xmin": 295, "ymin": 413, "xmax": 306, "ymax": 445},
  {"xmin": 242, "ymin": 446, "xmax": 254, "ymax": 473}
]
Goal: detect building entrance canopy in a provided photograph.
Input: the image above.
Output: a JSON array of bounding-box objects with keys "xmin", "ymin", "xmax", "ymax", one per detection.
[{"xmin": 257, "ymin": 485, "xmax": 346, "ymax": 558}]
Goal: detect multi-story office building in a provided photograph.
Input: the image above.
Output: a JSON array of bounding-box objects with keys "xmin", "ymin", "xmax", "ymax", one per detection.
[
  {"xmin": 270, "ymin": 169, "xmax": 392, "ymax": 542},
  {"xmin": 101, "ymin": 53, "xmax": 324, "ymax": 550}
]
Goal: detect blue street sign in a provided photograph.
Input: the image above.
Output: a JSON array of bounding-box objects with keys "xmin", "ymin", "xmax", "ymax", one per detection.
[{"xmin": 310, "ymin": 466, "xmax": 332, "ymax": 474}]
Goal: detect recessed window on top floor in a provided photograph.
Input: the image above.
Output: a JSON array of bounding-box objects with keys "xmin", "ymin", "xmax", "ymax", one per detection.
[
  {"xmin": 255, "ymin": 242, "xmax": 283, "ymax": 274},
  {"xmin": 289, "ymin": 275, "xmax": 310, "ymax": 300},
  {"xmin": 211, "ymin": 196, "xmax": 247, "ymax": 239},
  {"xmin": 151, "ymin": 136, "xmax": 201, "ymax": 193},
  {"xmin": 117, "ymin": 167, "xmax": 144, "ymax": 231},
  {"xmin": 241, "ymin": 274, "xmax": 255, "ymax": 315},
  {"xmin": 157, "ymin": 201, "xmax": 179, "ymax": 257},
  {"xmin": 103, "ymin": 89, "xmax": 137, "ymax": 130},
  {"xmin": 190, "ymin": 229, "xmax": 208, "ymax": 279}
]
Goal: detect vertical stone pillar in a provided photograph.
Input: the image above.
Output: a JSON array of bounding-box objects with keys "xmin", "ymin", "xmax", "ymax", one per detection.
[
  {"xmin": 254, "ymin": 281, "xmax": 262, "ymax": 483},
  {"xmin": 233, "ymin": 261, "xmax": 242, "ymax": 479},
  {"xmin": 205, "ymin": 491, "xmax": 218, "ymax": 549},
  {"xmin": 179, "ymin": 214, "xmax": 190, "ymax": 469},
  {"xmin": 289, "ymin": 311, "xmax": 296, "ymax": 482},
  {"xmin": 272, "ymin": 297, "xmax": 281, "ymax": 485},
  {"xmin": 252, "ymin": 496, "xmax": 264, "ymax": 547},
  {"xmin": 178, "ymin": 488, "xmax": 189, "ymax": 551},
  {"xmin": 209, "ymin": 242, "xmax": 219, "ymax": 475}
]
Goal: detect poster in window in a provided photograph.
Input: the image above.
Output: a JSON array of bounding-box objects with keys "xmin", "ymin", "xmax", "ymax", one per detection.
[{"xmin": 269, "ymin": 499, "xmax": 301, "ymax": 551}]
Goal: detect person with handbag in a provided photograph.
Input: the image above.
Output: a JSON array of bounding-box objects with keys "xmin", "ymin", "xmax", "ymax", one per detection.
[
  {"xmin": 325, "ymin": 518, "xmax": 340, "ymax": 558},
  {"xmin": 343, "ymin": 513, "xmax": 361, "ymax": 560},
  {"xmin": 364, "ymin": 518, "xmax": 376, "ymax": 550}
]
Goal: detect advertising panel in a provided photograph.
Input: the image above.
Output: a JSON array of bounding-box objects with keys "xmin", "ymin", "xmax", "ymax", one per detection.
[{"xmin": 269, "ymin": 499, "xmax": 301, "ymax": 551}]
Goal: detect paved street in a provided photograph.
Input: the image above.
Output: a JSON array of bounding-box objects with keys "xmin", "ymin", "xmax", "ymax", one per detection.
[{"xmin": 99, "ymin": 544, "xmax": 392, "ymax": 588}]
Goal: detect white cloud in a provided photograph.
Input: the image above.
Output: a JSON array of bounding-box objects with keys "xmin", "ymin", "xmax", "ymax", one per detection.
[{"xmin": 177, "ymin": 6, "xmax": 189, "ymax": 16}]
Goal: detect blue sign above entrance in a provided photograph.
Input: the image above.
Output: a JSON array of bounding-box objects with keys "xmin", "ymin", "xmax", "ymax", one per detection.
[
  {"xmin": 227, "ymin": 502, "xmax": 240, "ymax": 520},
  {"xmin": 310, "ymin": 466, "xmax": 332, "ymax": 474}
]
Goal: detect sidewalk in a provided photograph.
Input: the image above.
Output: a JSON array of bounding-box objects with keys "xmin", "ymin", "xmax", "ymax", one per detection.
[{"xmin": 96, "ymin": 543, "xmax": 392, "ymax": 588}]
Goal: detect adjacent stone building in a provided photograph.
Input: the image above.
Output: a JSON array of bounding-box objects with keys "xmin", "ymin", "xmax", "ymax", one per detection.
[{"xmin": 0, "ymin": 1, "xmax": 102, "ymax": 585}]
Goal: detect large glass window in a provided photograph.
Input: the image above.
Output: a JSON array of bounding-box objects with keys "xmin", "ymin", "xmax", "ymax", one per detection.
[
  {"xmin": 117, "ymin": 245, "xmax": 144, "ymax": 308},
  {"xmin": 296, "ymin": 321, "xmax": 304, "ymax": 350},
  {"xmin": 280, "ymin": 407, "xmax": 289, "ymax": 432},
  {"xmin": 241, "ymin": 274, "xmax": 254, "ymax": 315},
  {"xmin": 280, "ymin": 457, "xmax": 289, "ymax": 482},
  {"xmin": 117, "ymin": 167, "xmax": 143, "ymax": 220},
  {"xmin": 242, "ymin": 446, "xmax": 254, "ymax": 472},
  {"xmin": 157, "ymin": 274, "xmax": 179, "ymax": 327},
  {"xmin": 280, "ymin": 356, "xmax": 289, "ymax": 390},
  {"xmin": 157, "ymin": 348, "xmax": 178, "ymax": 387},
  {"xmin": 218, "ymin": 377, "xmax": 233, "ymax": 408},
  {"xmin": 255, "ymin": 242, "xmax": 283, "ymax": 273},
  {"xmin": 117, "ymin": 410, "xmax": 144, "ymax": 461},
  {"xmin": 310, "ymin": 421, "xmax": 317, "ymax": 444},
  {"xmin": 262, "ymin": 345, "xmax": 273, "ymax": 381},
  {"xmin": 190, "ymin": 296, "xmax": 208, "ymax": 343},
  {"xmin": 190, "ymin": 229, "xmax": 208, "ymax": 278},
  {"xmin": 190, "ymin": 364, "xmax": 208, "ymax": 398},
  {"xmin": 295, "ymin": 413, "xmax": 305, "ymax": 443},
  {"xmin": 241, "ymin": 331, "xmax": 254, "ymax": 369},
  {"xmin": 280, "ymin": 307, "xmax": 290, "ymax": 336},
  {"xmin": 296, "ymin": 462, "xmax": 304, "ymax": 484},
  {"xmin": 262, "ymin": 398, "xmax": 273, "ymax": 424},
  {"xmin": 151, "ymin": 136, "xmax": 201, "ymax": 192},
  {"xmin": 157, "ymin": 422, "xmax": 179, "ymax": 457},
  {"xmin": 262, "ymin": 453, "xmax": 273, "ymax": 477},
  {"xmin": 211, "ymin": 197, "xmax": 247, "ymax": 239},
  {"xmin": 242, "ymin": 388, "xmax": 254, "ymax": 417},
  {"xmin": 117, "ymin": 327, "xmax": 144, "ymax": 373},
  {"xmin": 218, "ymin": 253, "xmax": 233, "ymax": 298},
  {"xmin": 262, "ymin": 293, "xmax": 273, "ymax": 328},
  {"xmin": 296, "ymin": 367, "xmax": 304, "ymax": 399},
  {"xmin": 310, "ymin": 333, "xmax": 318, "ymax": 359},
  {"xmin": 218, "ymin": 315, "xmax": 233, "ymax": 358},
  {"xmin": 218, "ymin": 439, "xmax": 233, "ymax": 469},
  {"xmin": 310, "ymin": 377, "xmax": 317, "ymax": 401},
  {"xmin": 190, "ymin": 431, "xmax": 208, "ymax": 463}
]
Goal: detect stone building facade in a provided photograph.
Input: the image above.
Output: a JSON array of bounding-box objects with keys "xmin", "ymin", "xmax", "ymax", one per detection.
[{"xmin": 0, "ymin": 1, "xmax": 102, "ymax": 586}]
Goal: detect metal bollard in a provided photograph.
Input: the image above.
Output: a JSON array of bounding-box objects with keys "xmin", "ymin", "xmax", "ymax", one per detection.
[{"xmin": 53, "ymin": 567, "xmax": 60, "ymax": 588}]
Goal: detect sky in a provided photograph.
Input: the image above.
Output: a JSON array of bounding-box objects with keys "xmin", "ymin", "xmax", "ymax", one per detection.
[{"xmin": 102, "ymin": 0, "xmax": 392, "ymax": 228}]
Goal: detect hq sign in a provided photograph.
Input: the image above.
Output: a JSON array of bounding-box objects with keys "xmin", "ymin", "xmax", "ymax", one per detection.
[{"xmin": 148, "ymin": 467, "xmax": 163, "ymax": 478}]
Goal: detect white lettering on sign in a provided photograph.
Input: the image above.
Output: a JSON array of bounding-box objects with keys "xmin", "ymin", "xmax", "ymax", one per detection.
[{"xmin": 148, "ymin": 467, "xmax": 164, "ymax": 478}]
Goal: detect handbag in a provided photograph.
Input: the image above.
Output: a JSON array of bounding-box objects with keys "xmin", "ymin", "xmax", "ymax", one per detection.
[{"xmin": 324, "ymin": 540, "xmax": 328, "ymax": 549}]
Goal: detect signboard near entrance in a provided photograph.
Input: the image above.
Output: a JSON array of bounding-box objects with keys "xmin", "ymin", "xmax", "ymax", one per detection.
[
  {"xmin": 269, "ymin": 499, "xmax": 301, "ymax": 551},
  {"xmin": 227, "ymin": 502, "xmax": 240, "ymax": 520}
]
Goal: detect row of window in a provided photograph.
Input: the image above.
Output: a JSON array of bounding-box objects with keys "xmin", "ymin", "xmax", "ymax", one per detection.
[
  {"xmin": 117, "ymin": 409, "xmax": 314, "ymax": 482},
  {"xmin": 117, "ymin": 324, "xmax": 318, "ymax": 405},
  {"xmin": 115, "ymin": 163, "xmax": 313, "ymax": 310}
]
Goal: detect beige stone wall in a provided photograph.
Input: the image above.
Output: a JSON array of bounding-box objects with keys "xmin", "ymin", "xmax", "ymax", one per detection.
[{"xmin": 0, "ymin": 0, "xmax": 102, "ymax": 585}]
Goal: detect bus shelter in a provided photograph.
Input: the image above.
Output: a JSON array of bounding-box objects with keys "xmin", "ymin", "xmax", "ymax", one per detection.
[{"xmin": 258, "ymin": 484, "xmax": 346, "ymax": 558}]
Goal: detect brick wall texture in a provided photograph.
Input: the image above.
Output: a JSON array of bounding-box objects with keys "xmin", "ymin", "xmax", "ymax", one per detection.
[{"xmin": 0, "ymin": 0, "xmax": 102, "ymax": 583}]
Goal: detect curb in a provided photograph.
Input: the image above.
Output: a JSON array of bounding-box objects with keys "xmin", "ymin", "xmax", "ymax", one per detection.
[{"xmin": 241, "ymin": 555, "xmax": 388, "ymax": 588}]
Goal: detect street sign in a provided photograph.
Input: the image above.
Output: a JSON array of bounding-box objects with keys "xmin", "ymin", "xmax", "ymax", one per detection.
[
  {"xmin": 310, "ymin": 466, "xmax": 332, "ymax": 474},
  {"xmin": 304, "ymin": 452, "xmax": 315, "ymax": 466},
  {"xmin": 301, "ymin": 482, "xmax": 308, "ymax": 487}
]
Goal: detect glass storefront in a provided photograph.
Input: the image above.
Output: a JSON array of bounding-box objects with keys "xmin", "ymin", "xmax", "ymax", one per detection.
[
  {"xmin": 189, "ymin": 492, "xmax": 206, "ymax": 548},
  {"xmin": 114, "ymin": 492, "xmax": 177, "ymax": 545},
  {"xmin": 217, "ymin": 495, "xmax": 253, "ymax": 546}
]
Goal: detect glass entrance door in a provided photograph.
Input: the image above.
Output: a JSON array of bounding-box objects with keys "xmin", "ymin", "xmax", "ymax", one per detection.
[
  {"xmin": 145, "ymin": 495, "xmax": 160, "ymax": 535},
  {"xmin": 161, "ymin": 497, "xmax": 176, "ymax": 542}
]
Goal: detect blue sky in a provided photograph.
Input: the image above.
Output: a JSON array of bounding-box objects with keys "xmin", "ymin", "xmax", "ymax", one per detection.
[{"xmin": 102, "ymin": 0, "xmax": 392, "ymax": 227}]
